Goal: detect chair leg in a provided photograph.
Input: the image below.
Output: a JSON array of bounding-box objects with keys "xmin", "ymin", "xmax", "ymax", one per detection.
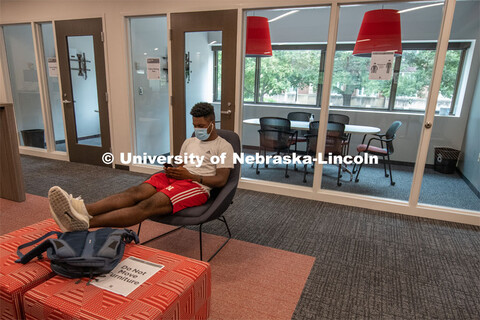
[
  {"xmin": 337, "ymin": 164, "xmax": 342, "ymax": 186},
  {"xmin": 383, "ymin": 156, "xmax": 389, "ymax": 177},
  {"xmin": 140, "ymin": 218, "xmax": 232, "ymax": 262},
  {"xmin": 355, "ymin": 161, "xmax": 364, "ymax": 183},
  {"xmin": 200, "ymin": 216, "xmax": 232, "ymax": 262},
  {"xmin": 352, "ymin": 152, "xmax": 361, "ymax": 174},
  {"xmin": 387, "ymin": 154, "xmax": 395, "ymax": 186},
  {"xmin": 264, "ymin": 148, "xmax": 268, "ymax": 168}
]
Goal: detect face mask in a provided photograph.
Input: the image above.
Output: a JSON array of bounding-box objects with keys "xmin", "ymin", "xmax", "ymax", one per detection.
[{"xmin": 195, "ymin": 122, "xmax": 213, "ymax": 141}]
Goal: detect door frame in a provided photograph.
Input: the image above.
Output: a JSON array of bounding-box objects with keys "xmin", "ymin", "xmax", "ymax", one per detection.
[
  {"xmin": 171, "ymin": 10, "xmax": 237, "ymax": 155},
  {"xmin": 55, "ymin": 17, "xmax": 111, "ymax": 166}
]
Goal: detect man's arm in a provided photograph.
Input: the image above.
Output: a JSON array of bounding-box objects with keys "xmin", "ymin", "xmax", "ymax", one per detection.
[{"xmin": 164, "ymin": 167, "xmax": 231, "ymax": 188}]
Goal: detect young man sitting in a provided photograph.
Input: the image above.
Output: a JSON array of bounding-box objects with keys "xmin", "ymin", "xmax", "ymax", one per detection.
[{"xmin": 48, "ymin": 102, "xmax": 234, "ymax": 232}]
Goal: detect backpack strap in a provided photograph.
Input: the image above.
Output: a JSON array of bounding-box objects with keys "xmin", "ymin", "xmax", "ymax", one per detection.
[
  {"xmin": 15, "ymin": 231, "xmax": 62, "ymax": 264},
  {"xmin": 122, "ymin": 229, "xmax": 139, "ymax": 244}
]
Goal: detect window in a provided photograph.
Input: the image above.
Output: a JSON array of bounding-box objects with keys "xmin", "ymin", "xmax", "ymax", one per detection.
[
  {"xmin": 129, "ymin": 16, "xmax": 170, "ymax": 159},
  {"xmin": 330, "ymin": 49, "xmax": 392, "ymax": 109},
  {"xmin": 229, "ymin": 42, "xmax": 469, "ymax": 114},
  {"xmin": 3, "ymin": 24, "xmax": 45, "ymax": 148}
]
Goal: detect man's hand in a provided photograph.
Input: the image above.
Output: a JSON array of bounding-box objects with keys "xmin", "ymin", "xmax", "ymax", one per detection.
[{"xmin": 164, "ymin": 166, "xmax": 194, "ymax": 180}]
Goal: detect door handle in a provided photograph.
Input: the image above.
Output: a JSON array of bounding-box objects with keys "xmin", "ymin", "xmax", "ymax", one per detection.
[
  {"xmin": 62, "ymin": 100, "xmax": 72, "ymax": 104},
  {"xmin": 221, "ymin": 110, "xmax": 232, "ymax": 115}
]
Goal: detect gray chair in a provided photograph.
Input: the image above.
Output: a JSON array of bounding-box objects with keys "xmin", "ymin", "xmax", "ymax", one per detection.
[
  {"xmin": 138, "ymin": 129, "xmax": 241, "ymax": 262},
  {"xmin": 354, "ymin": 121, "xmax": 402, "ymax": 186}
]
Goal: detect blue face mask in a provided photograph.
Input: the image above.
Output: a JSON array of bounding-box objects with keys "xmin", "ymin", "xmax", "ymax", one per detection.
[{"xmin": 195, "ymin": 122, "xmax": 213, "ymax": 141}]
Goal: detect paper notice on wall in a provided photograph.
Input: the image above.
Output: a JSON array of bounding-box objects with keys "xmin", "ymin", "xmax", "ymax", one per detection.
[
  {"xmin": 92, "ymin": 257, "xmax": 164, "ymax": 297},
  {"xmin": 146, "ymin": 57, "xmax": 161, "ymax": 80},
  {"xmin": 48, "ymin": 57, "xmax": 58, "ymax": 77},
  {"xmin": 369, "ymin": 52, "xmax": 394, "ymax": 80}
]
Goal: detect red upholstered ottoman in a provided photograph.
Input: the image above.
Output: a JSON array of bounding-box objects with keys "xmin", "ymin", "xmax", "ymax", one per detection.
[
  {"xmin": 23, "ymin": 244, "xmax": 211, "ymax": 319},
  {"xmin": 0, "ymin": 219, "xmax": 60, "ymax": 320}
]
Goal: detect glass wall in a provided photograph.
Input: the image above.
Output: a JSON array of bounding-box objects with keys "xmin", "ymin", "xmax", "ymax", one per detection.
[
  {"xmin": 419, "ymin": 0, "xmax": 480, "ymax": 212},
  {"xmin": 129, "ymin": 16, "xmax": 170, "ymax": 159},
  {"xmin": 319, "ymin": 2, "xmax": 445, "ymax": 202},
  {"xmin": 39, "ymin": 23, "xmax": 65, "ymax": 152},
  {"xmin": 3, "ymin": 24, "xmax": 45, "ymax": 149},
  {"xmin": 241, "ymin": 7, "xmax": 331, "ymax": 187}
]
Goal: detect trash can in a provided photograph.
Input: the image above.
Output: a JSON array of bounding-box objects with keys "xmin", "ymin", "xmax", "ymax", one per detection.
[
  {"xmin": 434, "ymin": 147, "xmax": 459, "ymax": 174},
  {"xmin": 21, "ymin": 129, "xmax": 45, "ymax": 148}
]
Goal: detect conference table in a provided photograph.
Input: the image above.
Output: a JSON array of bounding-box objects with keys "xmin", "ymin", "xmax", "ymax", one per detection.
[
  {"xmin": 243, "ymin": 118, "xmax": 381, "ymax": 182},
  {"xmin": 242, "ymin": 118, "xmax": 381, "ymax": 135}
]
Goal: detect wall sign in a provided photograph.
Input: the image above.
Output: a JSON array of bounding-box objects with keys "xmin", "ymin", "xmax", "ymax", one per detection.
[
  {"xmin": 146, "ymin": 57, "xmax": 161, "ymax": 80},
  {"xmin": 47, "ymin": 57, "xmax": 58, "ymax": 77},
  {"xmin": 369, "ymin": 51, "xmax": 394, "ymax": 80}
]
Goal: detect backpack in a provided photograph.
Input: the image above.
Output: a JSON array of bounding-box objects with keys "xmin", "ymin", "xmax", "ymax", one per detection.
[{"xmin": 16, "ymin": 228, "xmax": 139, "ymax": 283}]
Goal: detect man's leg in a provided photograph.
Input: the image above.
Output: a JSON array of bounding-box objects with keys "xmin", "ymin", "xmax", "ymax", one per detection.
[
  {"xmin": 89, "ymin": 192, "xmax": 173, "ymax": 228},
  {"xmin": 86, "ymin": 183, "xmax": 157, "ymax": 216}
]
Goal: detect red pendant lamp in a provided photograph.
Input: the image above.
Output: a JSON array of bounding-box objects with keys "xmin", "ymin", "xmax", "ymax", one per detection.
[
  {"xmin": 353, "ymin": 9, "xmax": 402, "ymax": 57},
  {"xmin": 246, "ymin": 16, "xmax": 272, "ymax": 57}
]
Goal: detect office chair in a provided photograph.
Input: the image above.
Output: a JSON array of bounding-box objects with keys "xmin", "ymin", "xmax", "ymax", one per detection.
[
  {"xmin": 138, "ymin": 129, "xmax": 241, "ymax": 262},
  {"xmin": 303, "ymin": 121, "xmax": 345, "ymax": 186},
  {"xmin": 287, "ymin": 112, "xmax": 312, "ymax": 145},
  {"xmin": 257, "ymin": 117, "xmax": 298, "ymax": 178},
  {"xmin": 354, "ymin": 121, "xmax": 402, "ymax": 186}
]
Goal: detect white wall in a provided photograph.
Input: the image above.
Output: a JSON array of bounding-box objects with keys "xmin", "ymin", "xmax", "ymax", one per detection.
[{"xmin": 458, "ymin": 64, "xmax": 480, "ymax": 192}]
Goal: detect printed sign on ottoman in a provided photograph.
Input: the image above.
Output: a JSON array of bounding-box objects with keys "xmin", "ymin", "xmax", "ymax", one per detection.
[
  {"xmin": 23, "ymin": 244, "xmax": 211, "ymax": 319},
  {"xmin": 0, "ymin": 219, "xmax": 60, "ymax": 320}
]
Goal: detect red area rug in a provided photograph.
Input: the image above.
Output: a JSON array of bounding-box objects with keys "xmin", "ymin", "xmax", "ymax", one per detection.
[{"xmin": 1, "ymin": 195, "xmax": 315, "ymax": 320}]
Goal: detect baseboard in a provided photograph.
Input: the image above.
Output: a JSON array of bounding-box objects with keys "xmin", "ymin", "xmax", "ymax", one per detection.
[{"xmin": 115, "ymin": 164, "xmax": 130, "ymax": 171}]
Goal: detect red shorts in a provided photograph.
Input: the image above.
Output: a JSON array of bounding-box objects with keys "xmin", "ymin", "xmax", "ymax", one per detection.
[{"xmin": 144, "ymin": 173, "xmax": 209, "ymax": 214}]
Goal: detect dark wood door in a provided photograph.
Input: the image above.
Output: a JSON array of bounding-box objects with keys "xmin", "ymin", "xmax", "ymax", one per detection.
[
  {"xmin": 55, "ymin": 18, "xmax": 111, "ymax": 166},
  {"xmin": 171, "ymin": 10, "xmax": 237, "ymax": 155}
]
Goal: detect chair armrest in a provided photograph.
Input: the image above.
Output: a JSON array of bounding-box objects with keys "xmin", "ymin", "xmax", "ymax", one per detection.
[{"xmin": 365, "ymin": 136, "xmax": 393, "ymax": 150}]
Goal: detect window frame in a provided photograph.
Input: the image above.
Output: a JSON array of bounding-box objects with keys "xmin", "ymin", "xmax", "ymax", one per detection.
[{"xmin": 213, "ymin": 42, "xmax": 470, "ymax": 114}]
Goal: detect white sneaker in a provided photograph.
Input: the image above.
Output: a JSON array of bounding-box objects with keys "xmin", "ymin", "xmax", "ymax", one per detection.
[{"xmin": 48, "ymin": 186, "xmax": 90, "ymax": 232}]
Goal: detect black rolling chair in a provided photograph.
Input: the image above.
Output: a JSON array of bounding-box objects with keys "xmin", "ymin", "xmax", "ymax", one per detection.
[
  {"xmin": 257, "ymin": 117, "xmax": 297, "ymax": 178},
  {"xmin": 328, "ymin": 113, "xmax": 350, "ymax": 155},
  {"xmin": 303, "ymin": 121, "xmax": 345, "ymax": 186},
  {"xmin": 354, "ymin": 121, "xmax": 402, "ymax": 186},
  {"xmin": 138, "ymin": 129, "xmax": 241, "ymax": 262},
  {"xmin": 288, "ymin": 112, "xmax": 312, "ymax": 145}
]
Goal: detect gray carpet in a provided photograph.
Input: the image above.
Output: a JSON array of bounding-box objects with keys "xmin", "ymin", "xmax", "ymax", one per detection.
[
  {"xmin": 242, "ymin": 154, "xmax": 480, "ymax": 211},
  {"xmin": 19, "ymin": 155, "xmax": 480, "ymax": 319}
]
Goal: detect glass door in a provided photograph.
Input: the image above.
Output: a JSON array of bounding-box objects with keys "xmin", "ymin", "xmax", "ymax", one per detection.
[
  {"xmin": 171, "ymin": 10, "xmax": 237, "ymax": 155},
  {"xmin": 55, "ymin": 18, "xmax": 111, "ymax": 166}
]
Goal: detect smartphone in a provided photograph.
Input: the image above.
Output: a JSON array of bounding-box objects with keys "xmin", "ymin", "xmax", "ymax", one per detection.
[{"xmin": 164, "ymin": 163, "xmax": 173, "ymax": 168}]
